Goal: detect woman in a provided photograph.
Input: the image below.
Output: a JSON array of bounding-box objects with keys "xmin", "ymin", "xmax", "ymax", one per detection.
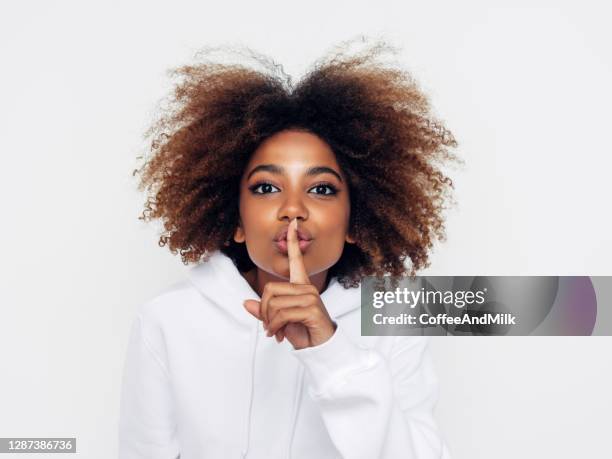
[{"xmin": 119, "ymin": 39, "xmax": 458, "ymax": 458}]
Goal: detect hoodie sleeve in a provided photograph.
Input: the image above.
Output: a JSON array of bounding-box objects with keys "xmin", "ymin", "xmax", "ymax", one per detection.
[
  {"xmin": 291, "ymin": 325, "xmax": 450, "ymax": 459},
  {"xmin": 118, "ymin": 314, "xmax": 181, "ymax": 459}
]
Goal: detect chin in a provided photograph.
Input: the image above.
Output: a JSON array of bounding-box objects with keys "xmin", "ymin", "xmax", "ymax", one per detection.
[
  {"xmin": 249, "ymin": 255, "xmax": 291, "ymax": 280},
  {"xmin": 270, "ymin": 258, "xmax": 294, "ymax": 279}
]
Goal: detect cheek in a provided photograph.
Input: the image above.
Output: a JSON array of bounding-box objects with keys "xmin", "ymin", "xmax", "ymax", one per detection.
[
  {"xmin": 239, "ymin": 196, "xmax": 276, "ymax": 240},
  {"xmin": 327, "ymin": 198, "xmax": 350, "ymax": 227},
  {"xmin": 239, "ymin": 192, "xmax": 261, "ymax": 222},
  {"xmin": 318, "ymin": 204, "xmax": 350, "ymax": 239}
]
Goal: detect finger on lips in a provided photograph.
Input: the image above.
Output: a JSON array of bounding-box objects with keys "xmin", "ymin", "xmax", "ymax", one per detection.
[
  {"xmin": 268, "ymin": 219, "xmax": 313, "ymax": 342},
  {"xmin": 288, "ymin": 218, "xmax": 311, "ymax": 285},
  {"xmin": 244, "ymin": 218, "xmax": 315, "ymax": 344}
]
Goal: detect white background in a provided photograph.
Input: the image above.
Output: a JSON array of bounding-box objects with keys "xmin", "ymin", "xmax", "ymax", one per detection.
[{"xmin": 1, "ymin": 1, "xmax": 611, "ymax": 458}]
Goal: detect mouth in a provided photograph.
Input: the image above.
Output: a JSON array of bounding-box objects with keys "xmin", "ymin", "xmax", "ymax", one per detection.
[
  {"xmin": 273, "ymin": 225, "xmax": 313, "ymax": 255},
  {"xmin": 273, "ymin": 237, "xmax": 313, "ymax": 255}
]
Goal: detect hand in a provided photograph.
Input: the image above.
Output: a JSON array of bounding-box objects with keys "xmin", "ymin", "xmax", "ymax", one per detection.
[{"xmin": 243, "ymin": 218, "xmax": 337, "ymax": 350}]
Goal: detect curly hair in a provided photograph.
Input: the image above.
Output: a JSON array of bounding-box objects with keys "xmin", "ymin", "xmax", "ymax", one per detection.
[{"xmin": 134, "ymin": 38, "xmax": 460, "ymax": 288}]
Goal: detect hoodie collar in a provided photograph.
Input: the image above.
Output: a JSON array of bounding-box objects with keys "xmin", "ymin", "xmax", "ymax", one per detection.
[{"xmin": 188, "ymin": 250, "xmax": 361, "ymax": 328}]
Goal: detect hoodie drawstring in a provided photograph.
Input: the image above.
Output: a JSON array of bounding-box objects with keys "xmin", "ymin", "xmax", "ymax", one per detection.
[
  {"xmin": 242, "ymin": 321, "xmax": 260, "ymax": 458},
  {"xmin": 286, "ymin": 364, "xmax": 305, "ymax": 458},
  {"xmin": 243, "ymin": 322, "xmax": 308, "ymax": 459}
]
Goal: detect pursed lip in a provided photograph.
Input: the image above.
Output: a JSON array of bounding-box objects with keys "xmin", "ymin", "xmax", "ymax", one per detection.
[
  {"xmin": 273, "ymin": 225, "xmax": 313, "ymax": 255},
  {"xmin": 273, "ymin": 225, "xmax": 313, "ymax": 242},
  {"xmin": 274, "ymin": 238, "xmax": 313, "ymax": 255}
]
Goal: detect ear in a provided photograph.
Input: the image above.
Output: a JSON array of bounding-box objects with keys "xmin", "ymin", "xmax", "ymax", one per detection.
[
  {"xmin": 233, "ymin": 223, "xmax": 246, "ymax": 243},
  {"xmin": 345, "ymin": 233, "xmax": 356, "ymax": 244}
]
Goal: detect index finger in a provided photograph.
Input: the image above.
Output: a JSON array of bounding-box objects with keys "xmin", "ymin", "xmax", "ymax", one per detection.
[{"xmin": 287, "ymin": 218, "xmax": 311, "ymax": 285}]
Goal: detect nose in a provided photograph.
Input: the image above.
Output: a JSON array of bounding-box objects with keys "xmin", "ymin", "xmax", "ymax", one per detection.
[{"xmin": 277, "ymin": 190, "xmax": 309, "ymax": 222}]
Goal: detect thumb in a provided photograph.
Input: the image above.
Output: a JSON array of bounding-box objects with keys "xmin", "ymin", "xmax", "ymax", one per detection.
[{"xmin": 243, "ymin": 299, "xmax": 262, "ymax": 320}]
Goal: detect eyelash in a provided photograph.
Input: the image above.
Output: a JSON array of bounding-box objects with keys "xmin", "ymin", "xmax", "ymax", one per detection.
[{"xmin": 248, "ymin": 181, "xmax": 339, "ymax": 196}]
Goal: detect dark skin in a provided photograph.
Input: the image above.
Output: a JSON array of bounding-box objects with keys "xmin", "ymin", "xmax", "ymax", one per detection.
[{"xmin": 235, "ymin": 129, "xmax": 356, "ymax": 350}]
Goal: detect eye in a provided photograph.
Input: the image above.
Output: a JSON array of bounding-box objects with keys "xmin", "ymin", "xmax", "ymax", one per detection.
[
  {"xmin": 309, "ymin": 183, "xmax": 339, "ymax": 196},
  {"xmin": 249, "ymin": 182, "xmax": 280, "ymax": 194},
  {"xmin": 248, "ymin": 181, "xmax": 339, "ymax": 196}
]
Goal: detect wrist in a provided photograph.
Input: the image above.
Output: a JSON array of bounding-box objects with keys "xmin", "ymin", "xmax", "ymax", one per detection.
[{"xmin": 312, "ymin": 319, "xmax": 337, "ymax": 347}]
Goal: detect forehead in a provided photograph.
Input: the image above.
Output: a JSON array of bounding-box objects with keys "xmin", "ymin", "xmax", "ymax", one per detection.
[{"xmin": 246, "ymin": 130, "xmax": 339, "ymax": 169}]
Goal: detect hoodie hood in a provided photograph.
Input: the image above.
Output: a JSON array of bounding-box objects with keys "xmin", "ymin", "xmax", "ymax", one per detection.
[{"xmin": 187, "ymin": 250, "xmax": 362, "ymax": 328}]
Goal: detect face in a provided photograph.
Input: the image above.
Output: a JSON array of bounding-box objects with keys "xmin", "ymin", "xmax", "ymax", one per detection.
[{"xmin": 233, "ymin": 129, "xmax": 354, "ymax": 281}]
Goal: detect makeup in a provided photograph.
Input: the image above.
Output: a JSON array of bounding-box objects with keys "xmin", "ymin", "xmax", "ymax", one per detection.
[{"xmin": 274, "ymin": 238, "xmax": 312, "ymax": 255}]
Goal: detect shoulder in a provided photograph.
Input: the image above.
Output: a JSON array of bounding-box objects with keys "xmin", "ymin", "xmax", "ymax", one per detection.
[
  {"xmin": 135, "ymin": 279, "xmax": 202, "ymax": 326},
  {"xmin": 128, "ymin": 279, "xmax": 203, "ymax": 356}
]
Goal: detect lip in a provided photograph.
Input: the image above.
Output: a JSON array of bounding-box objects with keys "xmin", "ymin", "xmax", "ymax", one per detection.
[
  {"xmin": 274, "ymin": 238, "xmax": 313, "ymax": 255},
  {"xmin": 273, "ymin": 225, "xmax": 313, "ymax": 242}
]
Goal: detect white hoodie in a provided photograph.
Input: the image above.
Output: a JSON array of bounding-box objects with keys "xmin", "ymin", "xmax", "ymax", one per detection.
[{"xmin": 118, "ymin": 250, "xmax": 451, "ymax": 459}]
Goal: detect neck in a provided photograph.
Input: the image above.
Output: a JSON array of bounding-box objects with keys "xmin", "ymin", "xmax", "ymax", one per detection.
[{"xmin": 242, "ymin": 267, "xmax": 331, "ymax": 297}]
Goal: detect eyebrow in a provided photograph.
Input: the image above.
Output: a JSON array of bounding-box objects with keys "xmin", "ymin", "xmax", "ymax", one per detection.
[{"xmin": 246, "ymin": 164, "xmax": 344, "ymax": 183}]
